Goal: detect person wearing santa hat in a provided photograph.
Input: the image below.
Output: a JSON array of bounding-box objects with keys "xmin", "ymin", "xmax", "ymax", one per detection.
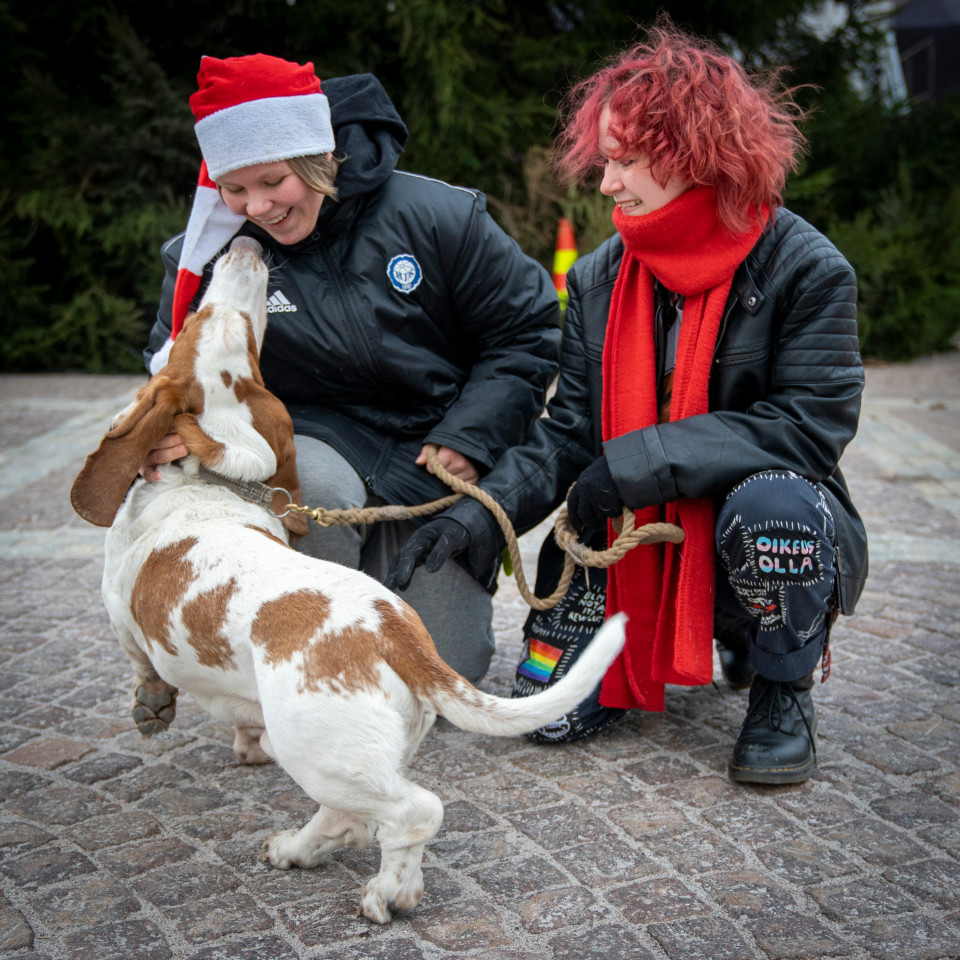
[
  {"xmin": 389, "ymin": 21, "xmax": 869, "ymax": 782},
  {"xmin": 141, "ymin": 54, "xmax": 561, "ymax": 685}
]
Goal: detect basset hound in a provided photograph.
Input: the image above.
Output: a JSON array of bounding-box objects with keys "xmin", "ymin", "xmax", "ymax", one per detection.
[{"xmin": 70, "ymin": 237, "xmax": 627, "ymax": 923}]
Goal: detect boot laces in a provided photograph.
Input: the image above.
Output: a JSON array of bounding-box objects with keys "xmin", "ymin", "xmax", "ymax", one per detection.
[{"xmin": 744, "ymin": 677, "xmax": 817, "ymax": 753}]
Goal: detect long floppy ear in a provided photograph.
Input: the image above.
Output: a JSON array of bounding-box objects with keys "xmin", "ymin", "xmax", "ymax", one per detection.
[{"xmin": 70, "ymin": 378, "xmax": 180, "ymax": 526}]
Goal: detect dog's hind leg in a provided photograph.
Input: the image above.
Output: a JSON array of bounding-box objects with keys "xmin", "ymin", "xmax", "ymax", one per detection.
[
  {"xmin": 232, "ymin": 724, "xmax": 273, "ymax": 765},
  {"xmin": 358, "ymin": 780, "xmax": 444, "ymax": 924},
  {"xmin": 262, "ymin": 806, "xmax": 373, "ymax": 870}
]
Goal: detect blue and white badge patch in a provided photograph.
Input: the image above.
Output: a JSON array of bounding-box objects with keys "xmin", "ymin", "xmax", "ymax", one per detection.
[{"xmin": 387, "ymin": 253, "xmax": 422, "ymax": 294}]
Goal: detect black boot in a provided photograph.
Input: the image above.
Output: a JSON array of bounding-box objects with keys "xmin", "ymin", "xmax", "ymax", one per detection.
[
  {"xmin": 716, "ymin": 637, "xmax": 756, "ymax": 689},
  {"xmin": 729, "ymin": 672, "xmax": 817, "ymax": 784}
]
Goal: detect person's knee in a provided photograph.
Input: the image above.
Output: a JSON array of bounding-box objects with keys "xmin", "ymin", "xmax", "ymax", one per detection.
[{"xmin": 293, "ymin": 435, "xmax": 366, "ymax": 510}]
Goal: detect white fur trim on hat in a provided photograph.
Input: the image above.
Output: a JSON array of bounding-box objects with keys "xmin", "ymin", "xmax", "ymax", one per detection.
[{"xmin": 195, "ymin": 93, "xmax": 334, "ymax": 180}]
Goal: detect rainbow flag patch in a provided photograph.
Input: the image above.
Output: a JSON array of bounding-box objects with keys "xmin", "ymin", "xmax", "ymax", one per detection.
[{"xmin": 517, "ymin": 637, "xmax": 563, "ymax": 682}]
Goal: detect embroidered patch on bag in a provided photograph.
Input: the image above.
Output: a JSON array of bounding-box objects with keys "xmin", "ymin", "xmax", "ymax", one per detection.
[
  {"xmin": 517, "ymin": 637, "xmax": 563, "ymax": 682},
  {"xmin": 743, "ymin": 522, "xmax": 824, "ymax": 585},
  {"xmin": 386, "ymin": 253, "xmax": 422, "ymax": 293}
]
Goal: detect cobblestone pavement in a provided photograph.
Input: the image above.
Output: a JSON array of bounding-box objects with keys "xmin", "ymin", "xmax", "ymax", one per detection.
[{"xmin": 1, "ymin": 355, "xmax": 959, "ymax": 960}]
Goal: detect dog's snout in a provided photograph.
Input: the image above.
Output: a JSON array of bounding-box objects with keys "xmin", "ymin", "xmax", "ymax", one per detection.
[{"xmin": 230, "ymin": 237, "xmax": 263, "ymax": 258}]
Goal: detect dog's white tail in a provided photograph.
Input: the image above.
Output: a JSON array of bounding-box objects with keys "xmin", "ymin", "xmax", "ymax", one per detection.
[{"xmin": 428, "ymin": 613, "xmax": 627, "ymax": 737}]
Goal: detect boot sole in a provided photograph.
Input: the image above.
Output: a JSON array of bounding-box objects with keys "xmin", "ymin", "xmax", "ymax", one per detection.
[{"xmin": 728, "ymin": 756, "xmax": 816, "ymax": 785}]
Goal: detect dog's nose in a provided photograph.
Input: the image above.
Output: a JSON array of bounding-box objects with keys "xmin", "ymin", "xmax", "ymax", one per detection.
[{"xmin": 229, "ymin": 236, "xmax": 263, "ymax": 257}]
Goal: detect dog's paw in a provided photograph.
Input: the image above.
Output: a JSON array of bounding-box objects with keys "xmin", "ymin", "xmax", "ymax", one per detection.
[
  {"xmin": 359, "ymin": 881, "xmax": 393, "ymax": 925},
  {"xmin": 262, "ymin": 830, "xmax": 300, "ymax": 870},
  {"xmin": 131, "ymin": 678, "xmax": 178, "ymax": 737}
]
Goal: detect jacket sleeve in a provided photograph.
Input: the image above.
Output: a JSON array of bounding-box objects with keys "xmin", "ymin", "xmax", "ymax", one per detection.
[
  {"xmin": 142, "ymin": 235, "xmax": 182, "ymax": 372},
  {"xmin": 445, "ymin": 255, "xmax": 602, "ymax": 537},
  {"xmin": 422, "ymin": 194, "xmax": 561, "ymax": 471},
  {"xmin": 604, "ymin": 240, "xmax": 863, "ymax": 507}
]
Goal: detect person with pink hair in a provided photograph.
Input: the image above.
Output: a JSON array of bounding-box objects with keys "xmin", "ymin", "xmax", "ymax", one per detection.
[{"xmin": 391, "ymin": 22, "xmax": 868, "ymax": 783}]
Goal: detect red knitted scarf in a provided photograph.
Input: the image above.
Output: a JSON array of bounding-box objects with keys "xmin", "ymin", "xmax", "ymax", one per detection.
[{"xmin": 600, "ymin": 186, "xmax": 765, "ymax": 711}]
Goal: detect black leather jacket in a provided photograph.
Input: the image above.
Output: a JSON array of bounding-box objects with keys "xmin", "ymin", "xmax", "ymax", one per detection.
[
  {"xmin": 146, "ymin": 75, "xmax": 561, "ymax": 509},
  {"xmin": 453, "ymin": 207, "xmax": 868, "ymax": 612}
]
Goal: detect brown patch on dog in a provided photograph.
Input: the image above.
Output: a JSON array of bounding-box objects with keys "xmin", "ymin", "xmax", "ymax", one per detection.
[
  {"xmin": 250, "ymin": 589, "xmax": 332, "ymax": 666},
  {"xmin": 244, "ymin": 524, "xmax": 290, "ymax": 548},
  {"xmin": 251, "ymin": 592, "xmax": 461, "ymax": 698},
  {"xmin": 221, "ymin": 370, "xmax": 233, "ymax": 388},
  {"xmin": 371, "ymin": 600, "xmax": 460, "ymax": 698},
  {"xmin": 181, "ymin": 577, "xmax": 238, "ymax": 669},
  {"xmin": 131, "ymin": 538, "xmax": 198, "ymax": 656}
]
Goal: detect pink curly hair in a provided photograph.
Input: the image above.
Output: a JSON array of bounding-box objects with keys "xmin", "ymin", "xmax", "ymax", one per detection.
[{"xmin": 556, "ymin": 22, "xmax": 807, "ymax": 233}]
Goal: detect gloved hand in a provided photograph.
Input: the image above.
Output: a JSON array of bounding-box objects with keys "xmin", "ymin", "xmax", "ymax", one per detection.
[
  {"xmin": 566, "ymin": 455, "xmax": 624, "ymax": 538},
  {"xmin": 386, "ymin": 512, "xmax": 502, "ymax": 591}
]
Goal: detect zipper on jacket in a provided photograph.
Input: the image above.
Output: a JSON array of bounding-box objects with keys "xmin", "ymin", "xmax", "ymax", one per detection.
[
  {"xmin": 318, "ymin": 245, "xmax": 385, "ymax": 380},
  {"xmin": 713, "ymin": 297, "xmax": 739, "ymax": 364}
]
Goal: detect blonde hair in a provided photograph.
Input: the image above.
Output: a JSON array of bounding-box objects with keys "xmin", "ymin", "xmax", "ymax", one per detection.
[{"xmin": 288, "ymin": 152, "xmax": 342, "ymax": 199}]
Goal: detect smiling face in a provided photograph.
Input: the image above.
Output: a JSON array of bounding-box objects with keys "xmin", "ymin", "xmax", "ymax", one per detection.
[
  {"xmin": 217, "ymin": 160, "xmax": 325, "ymax": 244},
  {"xmin": 598, "ymin": 106, "xmax": 689, "ymax": 216}
]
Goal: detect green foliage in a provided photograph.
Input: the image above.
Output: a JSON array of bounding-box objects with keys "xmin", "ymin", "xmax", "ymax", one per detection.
[
  {"xmin": 3, "ymin": 0, "xmax": 957, "ymax": 370},
  {"xmin": 827, "ymin": 173, "xmax": 960, "ymax": 360}
]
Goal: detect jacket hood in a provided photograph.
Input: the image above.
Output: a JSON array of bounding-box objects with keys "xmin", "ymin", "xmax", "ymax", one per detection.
[{"xmin": 324, "ymin": 74, "xmax": 408, "ymax": 200}]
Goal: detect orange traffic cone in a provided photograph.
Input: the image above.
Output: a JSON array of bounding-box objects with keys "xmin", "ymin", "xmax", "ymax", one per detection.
[{"xmin": 552, "ymin": 217, "xmax": 578, "ymax": 310}]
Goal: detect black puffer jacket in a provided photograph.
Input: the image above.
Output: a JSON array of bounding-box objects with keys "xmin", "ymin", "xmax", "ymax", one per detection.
[
  {"xmin": 450, "ymin": 208, "xmax": 868, "ymax": 612},
  {"xmin": 146, "ymin": 75, "xmax": 561, "ymax": 508}
]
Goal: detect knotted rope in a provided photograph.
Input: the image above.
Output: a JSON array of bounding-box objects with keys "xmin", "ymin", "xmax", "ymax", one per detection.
[{"xmin": 285, "ymin": 444, "xmax": 683, "ymax": 610}]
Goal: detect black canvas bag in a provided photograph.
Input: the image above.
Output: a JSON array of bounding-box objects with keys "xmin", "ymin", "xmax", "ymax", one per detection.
[{"xmin": 511, "ymin": 533, "xmax": 627, "ymax": 743}]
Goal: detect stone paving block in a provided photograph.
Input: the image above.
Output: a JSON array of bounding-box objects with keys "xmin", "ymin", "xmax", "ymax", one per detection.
[
  {"xmin": 505, "ymin": 883, "xmax": 608, "ymax": 933},
  {"xmin": 0, "ymin": 904, "xmax": 33, "ymax": 951},
  {"xmin": 22, "ymin": 872, "xmax": 141, "ymax": 932},
  {"xmin": 548, "ymin": 922, "xmax": 658, "ymax": 960},
  {"xmin": 319, "ymin": 938, "xmax": 428, "ymax": 960},
  {"xmin": 605, "ymin": 876, "xmax": 712, "ymax": 924},
  {"xmin": 0, "ymin": 845, "xmax": 96, "ymax": 890},
  {"xmin": 651, "ymin": 825, "xmax": 749, "ymax": 876},
  {"xmin": 606, "ymin": 799, "xmax": 692, "ymax": 842},
  {"xmin": 161, "ymin": 891, "xmax": 275, "ymax": 945},
  {"xmin": 60, "ymin": 918, "xmax": 172, "ymax": 960},
  {"xmin": 827, "ymin": 815, "xmax": 928, "ymax": 866},
  {"xmin": 849, "ymin": 914, "xmax": 960, "ymax": 960},
  {"xmin": 743, "ymin": 910, "xmax": 848, "ymax": 958},
  {"xmin": 182, "ymin": 937, "xmax": 302, "ymax": 960},
  {"xmin": 507, "ymin": 802, "xmax": 618, "ymax": 851},
  {"xmin": 130, "ymin": 859, "xmax": 243, "ymax": 907},
  {"xmin": 468, "ymin": 854, "xmax": 569, "ymax": 902},
  {"xmin": 94, "ymin": 836, "xmax": 198, "ymax": 878},
  {"xmin": 2, "ymin": 736, "xmax": 93, "ymax": 770},
  {"xmin": 881, "ymin": 857, "xmax": 960, "ymax": 910},
  {"xmin": 550, "ymin": 838, "xmax": 658, "ymax": 887},
  {"xmin": 755, "ymin": 837, "xmax": 859, "ymax": 885},
  {"xmin": 408, "ymin": 898, "xmax": 513, "ymax": 952},
  {"xmin": 463, "ymin": 771, "xmax": 565, "ymax": 813},
  {"xmin": 807, "ymin": 875, "xmax": 918, "ymax": 921},
  {"xmin": 697, "ymin": 869, "xmax": 800, "ymax": 919},
  {"xmin": 553, "ymin": 769, "xmax": 647, "ymax": 808},
  {"xmin": 648, "ymin": 917, "xmax": 757, "ymax": 960},
  {"xmin": 870, "ymin": 789, "xmax": 960, "ymax": 829},
  {"xmin": 0, "ymin": 822, "xmax": 53, "ymax": 860},
  {"xmin": 429, "ymin": 828, "xmax": 518, "ymax": 869}
]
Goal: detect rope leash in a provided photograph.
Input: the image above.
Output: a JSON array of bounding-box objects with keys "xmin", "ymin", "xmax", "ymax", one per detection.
[{"xmin": 283, "ymin": 444, "xmax": 683, "ymax": 610}]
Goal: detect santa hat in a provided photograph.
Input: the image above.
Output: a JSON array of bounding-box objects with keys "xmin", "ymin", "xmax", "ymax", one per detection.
[{"xmin": 151, "ymin": 54, "xmax": 334, "ymax": 374}]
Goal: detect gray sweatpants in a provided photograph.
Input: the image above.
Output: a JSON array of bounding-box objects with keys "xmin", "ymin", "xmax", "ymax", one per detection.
[{"xmin": 292, "ymin": 435, "xmax": 496, "ymax": 684}]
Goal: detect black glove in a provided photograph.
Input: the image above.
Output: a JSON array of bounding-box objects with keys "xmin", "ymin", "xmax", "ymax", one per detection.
[
  {"xmin": 566, "ymin": 455, "xmax": 624, "ymax": 538},
  {"xmin": 386, "ymin": 511, "xmax": 502, "ymax": 591}
]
